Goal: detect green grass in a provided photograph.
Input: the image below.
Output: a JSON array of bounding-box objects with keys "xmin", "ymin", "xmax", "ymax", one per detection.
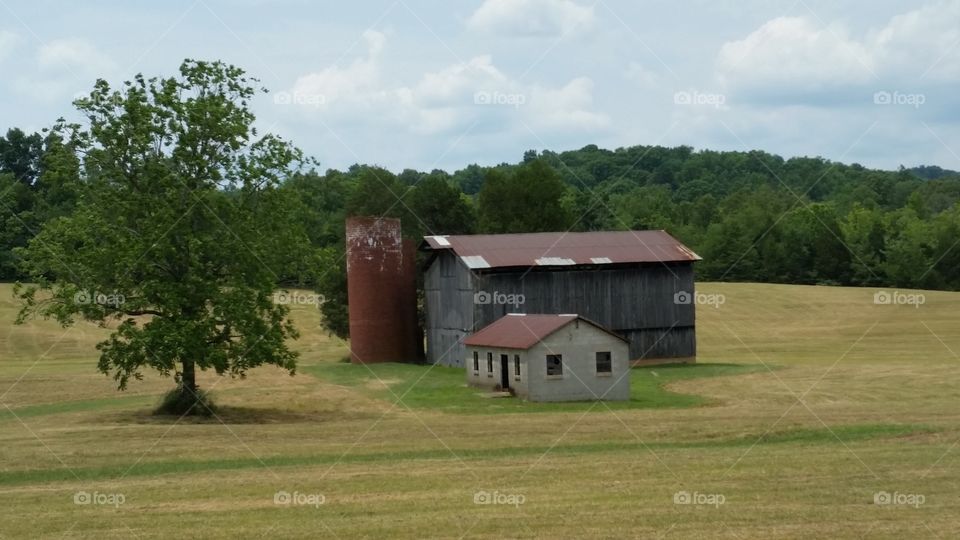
[
  {"xmin": 303, "ymin": 361, "xmax": 770, "ymax": 412},
  {"xmin": 3, "ymin": 282, "xmax": 960, "ymax": 539},
  {"xmin": 0, "ymin": 394, "xmax": 158, "ymax": 421},
  {"xmin": 0, "ymin": 422, "xmax": 934, "ymax": 487}
]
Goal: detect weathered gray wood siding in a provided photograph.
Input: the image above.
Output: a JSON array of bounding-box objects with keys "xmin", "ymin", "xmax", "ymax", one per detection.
[
  {"xmin": 425, "ymin": 259, "xmax": 697, "ymax": 364},
  {"xmin": 473, "ymin": 264, "xmax": 696, "ymax": 360},
  {"xmin": 424, "ymin": 252, "xmax": 476, "ymax": 366}
]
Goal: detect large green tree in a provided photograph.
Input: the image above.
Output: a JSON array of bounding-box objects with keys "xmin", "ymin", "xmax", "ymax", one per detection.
[{"xmin": 15, "ymin": 60, "xmax": 312, "ymax": 414}]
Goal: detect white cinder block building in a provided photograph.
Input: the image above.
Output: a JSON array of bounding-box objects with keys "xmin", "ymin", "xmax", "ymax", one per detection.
[{"xmin": 463, "ymin": 314, "xmax": 631, "ymax": 402}]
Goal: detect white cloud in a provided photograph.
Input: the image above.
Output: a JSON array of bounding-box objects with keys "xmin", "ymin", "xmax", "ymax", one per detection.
[
  {"xmin": 414, "ymin": 55, "xmax": 508, "ymax": 106},
  {"xmin": 9, "ymin": 38, "xmax": 116, "ymax": 103},
  {"xmin": 466, "ymin": 0, "xmax": 594, "ymax": 37},
  {"xmin": 528, "ymin": 77, "xmax": 609, "ymax": 131},
  {"xmin": 624, "ymin": 62, "xmax": 660, "ymax": 88},
  {"xmin": 872, "ymin": 0, "xmax": 960, "ymax": 81},
  {"xmin": 279, "ymin": 32, "xmax": 607, "ymax": 137},
  {"xmin": 0, "ymin": 30, "xmax": 19, "ymax": 62},
  {"xmin": 716, "ymin": 2, "xmax": 960, "ymax": 103},
  {"xmin": 290, "ymin": 30, "xmax": 384, "ymax": 106},
  {"xmin": 717, "ymin": 17, "xmax": 874, "ymax": 92},
  {"xmin": 37, "ymin": 38, "xmax": 116, "ymax": 77}
]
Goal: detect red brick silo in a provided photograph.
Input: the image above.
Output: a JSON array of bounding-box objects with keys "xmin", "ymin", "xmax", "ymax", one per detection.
[{"xmin": 345, "ymin": 216, "xmax": 420, "ymax": 363}]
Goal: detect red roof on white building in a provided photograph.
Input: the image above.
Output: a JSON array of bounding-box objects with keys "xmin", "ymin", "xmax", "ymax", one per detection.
[{"xmin": 463, "ymin": 314, "xmax": 627, "ymax": 350}]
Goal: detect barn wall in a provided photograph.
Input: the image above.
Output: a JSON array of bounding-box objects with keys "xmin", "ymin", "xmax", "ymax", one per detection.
[
  {"xmin": 620, "ymin": 326, "xmax": 696, "ymax": 360},
  {"xmin": 472, "ymin": 263, "xmax": 696, "ymax": 361},
  {"xmin": 425, "ymin": 258, "xmax": 698, "ymax": 365},
  {"xmin": 424, "ymin": 251, "xmax": 475, "ymax": 367}
]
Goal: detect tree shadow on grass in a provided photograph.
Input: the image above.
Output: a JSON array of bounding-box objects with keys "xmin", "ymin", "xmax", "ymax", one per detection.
[{"xmin": 108, "ymin": 405, "xmax": 378, "ymax": 425}]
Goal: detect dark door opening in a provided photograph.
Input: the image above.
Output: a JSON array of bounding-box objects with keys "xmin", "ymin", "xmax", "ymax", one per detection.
[{"xmin": 500, "ymin": 354, "xmax": 510, "ymax": 389}]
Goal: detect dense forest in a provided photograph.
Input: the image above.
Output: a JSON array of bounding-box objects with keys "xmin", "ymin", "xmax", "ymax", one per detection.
[{"xmin": 4, "ymin": 126, "xmax": 960, "ymax": 337}]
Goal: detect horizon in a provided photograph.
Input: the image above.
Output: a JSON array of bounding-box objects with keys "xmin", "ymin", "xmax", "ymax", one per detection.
[{"xmin": 328, "ymin": 142, "xmax": 953, "ymax": 176}]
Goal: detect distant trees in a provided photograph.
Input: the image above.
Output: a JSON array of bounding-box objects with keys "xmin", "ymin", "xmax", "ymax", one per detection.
[
  {"xmin": 0, "ymin": 173, "xmax": 31, "ymax": 278},
  {"xmin": 0, "ymin": 130, "xmax": 80, "ymax": 279},
  {"xmin": 408, "ymin": 172, "xmax": 476, "ymax": 236},
  {"xmin": 478, "ymin": 159, "xmax": 573, "ymax": 233},
  {"xmin": 840, "ymin": 204, "xmax": 886, "ymax": 286},
  {"xmin": 452, "ymin": 163, "xmax": 485, "ymax": 195},
  {"xmin": 534, "ymin": 145, "xmax": 960, "ymax": 289},
  {"xmin": 0, "ymin": 128, "xmax": 43, "ymax": 185}
]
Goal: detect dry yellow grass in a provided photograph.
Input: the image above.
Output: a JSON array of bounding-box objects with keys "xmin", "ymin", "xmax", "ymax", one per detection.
[{"xmin": 0, "ymin": 282, "xmax": 958, "ymax": 539}]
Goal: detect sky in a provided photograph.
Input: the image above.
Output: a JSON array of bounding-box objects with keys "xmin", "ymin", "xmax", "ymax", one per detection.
[{"xmin": 0, "ymin": 0, "xmax": 958, "ymax": 173}]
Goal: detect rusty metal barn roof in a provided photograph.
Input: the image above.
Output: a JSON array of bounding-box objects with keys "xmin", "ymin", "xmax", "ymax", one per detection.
[
  {"xmin": 463, "ymin": 314, "xmax": 627, "ymax": 350},
  {"xmin": 421, "ymin": 230, "xmax": 700, "ymax": 270}
]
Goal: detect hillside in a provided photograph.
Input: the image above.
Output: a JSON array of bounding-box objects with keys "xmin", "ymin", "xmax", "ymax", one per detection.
[{"xmin": 1, "ymin": 282, "xmax": 959, "ymax": 537}]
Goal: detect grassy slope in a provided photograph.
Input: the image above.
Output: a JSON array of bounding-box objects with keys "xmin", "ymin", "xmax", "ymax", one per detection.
[{"xmin": 1, "ymin": 282, "xmax": 959, "ymax": 539}]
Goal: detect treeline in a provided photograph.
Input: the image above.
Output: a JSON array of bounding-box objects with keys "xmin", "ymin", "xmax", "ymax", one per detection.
[
  {"xmin": 285, "ymin": 145, "xmax": 960, "ymax": 284},
  {"xmin": 0, "ymin": 128, "xmax": 80, "ymax": 280},
  {"xmin": 532, "ymin": 145, "xmax": 960, "ymax": 290},
  {"xmin": 4, "ymin": 126, "xmax": 960, "ymax": 335}
]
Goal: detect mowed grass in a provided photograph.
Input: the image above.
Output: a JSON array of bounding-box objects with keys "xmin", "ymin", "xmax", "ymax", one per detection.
[
  {"xmin": 1, "ymin": 282, "xmax": 959, "ymax": 539},
  {"xmin": 302, "ymin": 360, "xmax": 768, "ymax": 412}
]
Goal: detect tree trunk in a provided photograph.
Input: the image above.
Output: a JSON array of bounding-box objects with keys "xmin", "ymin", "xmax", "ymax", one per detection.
[
  {"xmin": 181, "ymin": 358, "xmax": 197, "ymax": 397},
  {"xmin": 157, "ymin": 358, "xmax": 208, "ymax": 416}
]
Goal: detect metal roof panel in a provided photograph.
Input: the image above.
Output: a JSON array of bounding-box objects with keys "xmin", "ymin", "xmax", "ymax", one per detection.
[{"xmin": 421, "ymin": 230, "xmax": 700, "ymax": 268}]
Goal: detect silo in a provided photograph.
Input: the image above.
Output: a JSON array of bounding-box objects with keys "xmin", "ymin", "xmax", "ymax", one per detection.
[{"xmin": 345, "ymin": 216, "xmax": 419, "ymax": 363}]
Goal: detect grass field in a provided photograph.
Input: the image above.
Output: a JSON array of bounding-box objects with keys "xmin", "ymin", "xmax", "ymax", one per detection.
[{"xmin": 1, "ymin": 282, "xmax": 959, "ymax": 539}]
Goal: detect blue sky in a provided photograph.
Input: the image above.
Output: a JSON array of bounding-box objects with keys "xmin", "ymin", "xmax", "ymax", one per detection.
[{"xmin": 0, "ymin": 0, "xmax": 958, "ymax": 173}]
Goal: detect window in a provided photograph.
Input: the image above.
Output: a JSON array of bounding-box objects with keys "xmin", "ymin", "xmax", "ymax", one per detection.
[
  {"xmin": 596, "ymin": 351, "xmax": 612, "ymax": 374},
  {"xmin": 546, "ymin": 354, "xmax": 563, "ymax": 377},
  {"xmin": 487, "ymin": 352, "xmax": 494, "ymax": 377},
  {"xmin": 514, "ymin": 354, "xmax": 521, "ymax": 379},
  {"xmin": 473, "ymin": 351, "xmax": 479, "ymax": 374}
]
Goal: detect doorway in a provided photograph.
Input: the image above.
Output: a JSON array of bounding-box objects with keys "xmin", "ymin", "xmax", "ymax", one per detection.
[{"xmin": 500, "ymin": 354, "xmax": 510, "ymax": 389}]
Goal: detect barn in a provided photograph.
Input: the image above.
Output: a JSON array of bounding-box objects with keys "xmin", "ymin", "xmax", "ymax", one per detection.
[
  {"xmin": 463, "ymin": 313, "xmax": 631, "ymax": 402},
  {"xmin": 420, "ymin": 230, "xmax": 700, "ymax": 367}
]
